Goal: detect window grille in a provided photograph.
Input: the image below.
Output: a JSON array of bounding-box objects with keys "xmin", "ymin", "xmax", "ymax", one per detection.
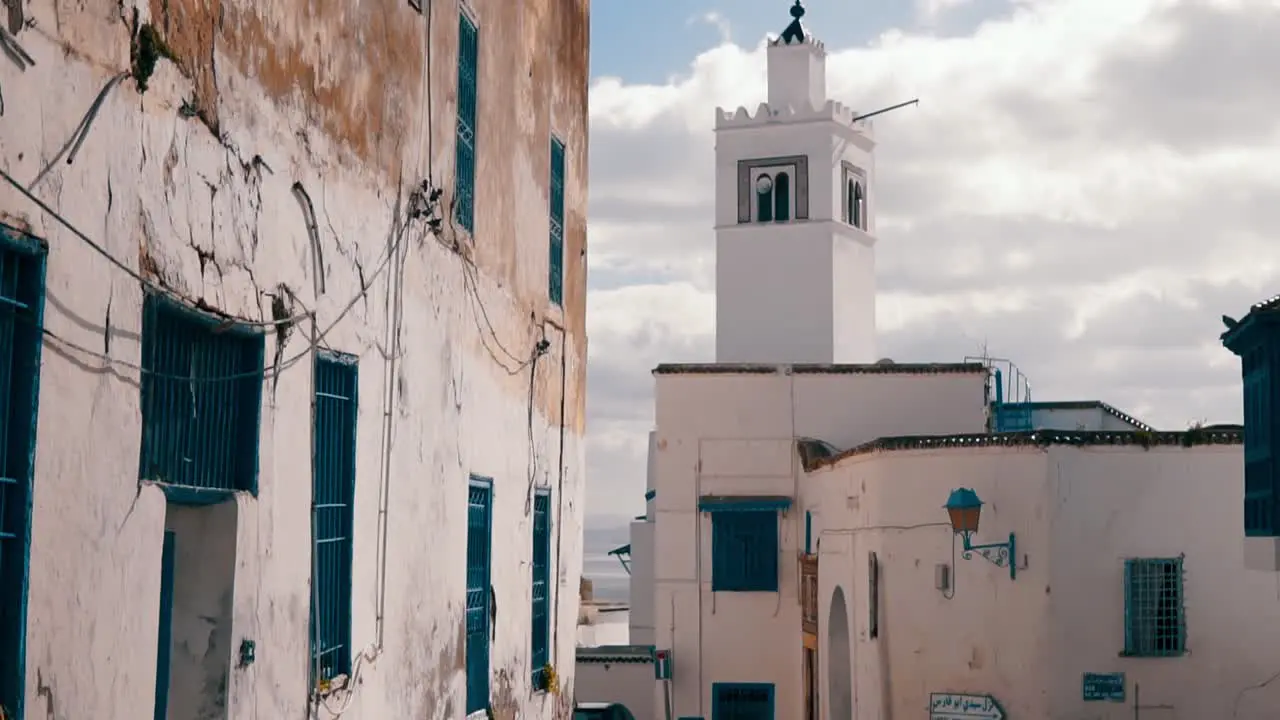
[
  {"xmin": 310, "ymin": 351, "xmax": 358, "ymax": 682},
  {"xmin": 548, "ymin": 137, "xmax": 565, "ymax": 306},
  {"xmin": 531, "ymin": 489, "xmax": 551, "ymax": 686},
  {"xmin": 454, "ymin": 12, "xmax": 480, "ymax": 233},
  {"xmin": 0, "ymin": 226, "xmax": 47, "ymax": 720},
  {"xmin": 466, "ymin": 476, "xmax": 493, "ymax": 713},
  {"xmin": 138, "ymin": 294, "xmax": 265, "ymax": 494},
  {"xmin": 1123, "ymin": 557, "xmax": 1186, "ymax": 657}
]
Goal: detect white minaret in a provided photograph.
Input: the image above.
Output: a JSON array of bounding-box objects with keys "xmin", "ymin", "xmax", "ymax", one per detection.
[{"xmin": 713, "ymin": 0, "xmax": 877, "ymax": 364}]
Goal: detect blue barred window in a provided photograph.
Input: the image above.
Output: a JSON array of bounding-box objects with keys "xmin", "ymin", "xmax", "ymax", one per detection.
[
  {"xmin": 310, "ymin": 351, "xmax": 358, "ymax": 683},
  {"xmin": 710, "ymin": 510, "xmax": 779, "ymax": 592},
  {"xmin": 466, "ymin": 476, "xmax": 493, "ymax": 713},
  {"xmin": 138, "ymin": 294, "xmax": 265, "ymax": 495},
  {"xmin": 1123, "ymin": 557, "xmax": 1186, "ymax": 657},
  {"xmin": 531, "ymin": 489, "xmax": 551, "ymax": 686},
  {"xmin": 454, "ymin": 12, "xmax": 480, "ymax": 234},
  {"xmin": 548, "ymin": 137, "xmax": 565, "ymax": 306},
  {"xmin": 712, "ymin": 682, "xmax": 775, "ymax": 719},
  {"xmin": 0, "ymin": 225, "xmax": 47, "ymax": 720}
]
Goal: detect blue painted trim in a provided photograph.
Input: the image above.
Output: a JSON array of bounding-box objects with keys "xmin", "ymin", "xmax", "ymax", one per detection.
[
  {"xmin": 711, "ymin": 682, "xmax": 775, "ymax": 720},
  {"xmin": 531, "ymin": 487, "xmax": 552, "ymax": 688},
  {"xmin": 465, "ymin": 474, "xmax": 494, "ymax": 714},
  {"xmin": 154, "ymin": 530, "xmax": 176, "ymax": 720},
  {"xmin": 644, "ymin": 489, "xmax": 656, "ymax": 501},
  {"xmin": 0, "ymin": 223, "xmax": 47, "ymax": 720},
  {"xmin": 157, "ymin": 485, "xmax": 240, "ymax": 507},
  {"xmin": 138, "ymin": 292, "xmax": 267, "ymax": 497},
  {"xmin": 698, "ymin": 496, "xmax": 791, "ymax": 513},
  {"xmin": 310, "ymin": 351, "xmax": 359, "ymax": 681},
  {"xmin": 710, "ymin": 510, "xmax": 780, "ymax": 592}
]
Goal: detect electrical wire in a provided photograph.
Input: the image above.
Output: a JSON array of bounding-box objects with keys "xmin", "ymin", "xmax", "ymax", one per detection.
[
  {"xmin": 0, "ymin": 166, "xmax": 314, "ymax": 330},
  {"xmin": 12, "ymin": 211, "xmax": 413, "ymax": 384},
  {"xmin": 27, "ymin": 71, "xmax": 129, "ymax": 191}
]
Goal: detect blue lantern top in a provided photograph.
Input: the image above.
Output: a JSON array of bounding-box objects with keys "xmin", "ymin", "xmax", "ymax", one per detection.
[{"xmin": 944, "ymin": 487, "xmax": 983, "ymax": 511}]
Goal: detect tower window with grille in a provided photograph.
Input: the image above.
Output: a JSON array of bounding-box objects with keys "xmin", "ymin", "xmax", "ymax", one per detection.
[
  {"xmin": 530, "ymin": 489, "xmax": 552, "ymax": 687},
  {"xmin": 309, "ymin": 351, "xmax": 358, "ymax": 684},
  {"xmin": 454, "ymin": 11, "xmax": 480, "ymax": 234},
  {"xmin": 1123, "ymin": 557, "xmax": 1186, "ymax": 657},
  {"xmin": 0, "ymin": 225, "xmax": 47, "ymax": 720},
  {"xmin": 466, "ymin": 476, "xmax": 494, "ymax": 713},
  {"xmin": 138, "ymin": 293, "xmax": 265, "ymax": 495}
]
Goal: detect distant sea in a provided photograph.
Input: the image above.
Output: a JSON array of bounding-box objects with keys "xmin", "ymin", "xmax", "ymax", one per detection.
[{"xmin": 582, "ymin": 517, "xmax": 633, "ymax": 604}]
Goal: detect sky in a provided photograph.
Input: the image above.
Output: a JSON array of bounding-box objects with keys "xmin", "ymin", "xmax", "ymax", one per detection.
[{"xmin": 581, "ymin": 0, "xmax": 1280, "ymax": 523}]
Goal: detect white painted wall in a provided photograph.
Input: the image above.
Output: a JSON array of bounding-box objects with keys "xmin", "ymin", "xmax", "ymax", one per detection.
[
  {"xmin": 575, "ymin": 661, "xmax": 657, "ymax": 720},
  {"xmin": 811, "ymin": 440, "xmax": 1280, "ymax": 719},
  {"xmin": 628, "ymin": 521, "xmax": 656, "ymax": 647},
  {"xmin": 626, "ymin": 366, "xmax": 987, "ymax": 720},
  {"xmin": 1, "ymin": 2, "xmax": 587, "ymax": 718}
]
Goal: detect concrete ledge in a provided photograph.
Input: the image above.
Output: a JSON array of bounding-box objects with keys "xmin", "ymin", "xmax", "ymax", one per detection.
[{"xmin": 1244, "ymin": 536, "xmax": 1280, "ymax": 571}]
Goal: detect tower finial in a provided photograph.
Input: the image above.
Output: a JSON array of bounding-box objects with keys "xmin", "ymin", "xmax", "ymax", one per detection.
[{"xmin": 781, "ymin": 0, "xmax": 807, "ymax": 43}]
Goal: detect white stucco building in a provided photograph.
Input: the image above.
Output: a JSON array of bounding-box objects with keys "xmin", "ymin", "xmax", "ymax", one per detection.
[
  {"xmin": 0, "ymin": 1, "xmax": 589, "ymax": 718},
  {"xmin": 575, "ymin": 2, "xmax": 1280, "ymax": 718}
]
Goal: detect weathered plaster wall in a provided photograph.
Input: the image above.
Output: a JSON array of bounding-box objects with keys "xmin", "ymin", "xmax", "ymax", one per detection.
[
  {"xmin": 0, "ymin": 0, "xmax": 588, "ymax": 717},
  {"xmin": 812, "ymin": 442, "xmax": 1280, "ymax": 720}
]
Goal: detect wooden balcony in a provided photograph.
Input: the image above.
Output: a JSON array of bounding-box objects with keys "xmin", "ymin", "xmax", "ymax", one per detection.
[{"xmin": 800, "ymin": 553, "xmax": 818, "ymax": 635}]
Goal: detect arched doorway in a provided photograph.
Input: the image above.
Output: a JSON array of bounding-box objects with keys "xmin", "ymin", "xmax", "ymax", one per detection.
[{"xmin": 828, "ymin": 586, "xmax": 854, "ymax": 720}]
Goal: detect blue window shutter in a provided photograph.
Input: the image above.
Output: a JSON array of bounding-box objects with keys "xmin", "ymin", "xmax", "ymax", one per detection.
[
  {"xmin": 0, "ymin": 225, "xmax": 47, "ymax": 720},
  {"xmin": 454, "ymin": 13, "xmax": 480, "ymax": 233},
  {"xmin": 466, "ymin": 476, "xmax": 494, "ymax": 713},
  {"xmin": 531, "ymin": 490, "xmax": 552, "ymax": 686},
  {"xmin": 1122, "ymin": 557, "xmax": 1186, "ymax": 657},
  {"xmin": 710, "ymin": 510, "xmax": 779, "ymax": 592},
  {"xmin": 139, "ymin": 293, "xmax": 266, "ymax": 497},
  {"xmin": 548, "ymin": 138, "xmax": 566, "ymax": 306},
  {"xmin": 804, "ymin": 511, "xmax": 812, "ymax": 555},
  {"xmin": 310, "ymin": 352, "xmax": 359, "ymax": 683}
]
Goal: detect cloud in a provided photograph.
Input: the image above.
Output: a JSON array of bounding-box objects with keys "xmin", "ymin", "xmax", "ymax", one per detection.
[
  {"xmin": 583, "ymin": 0, "xmax": 1280, "ymax": 518},
  {"xmin": 687, "ymin": 11, "xmax": 734, "ymax": 45}
]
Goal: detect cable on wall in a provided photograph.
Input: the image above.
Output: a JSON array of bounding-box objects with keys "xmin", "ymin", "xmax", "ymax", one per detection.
[
  {"xmin": 4, "ymin": 196, "xmax": 414, "ymax": 384},
  {"xmin": 28, "ymin": 72, "xmax": 129, "ymax": 191},
  {"xmin": 0, "ymin": 167, "xmax": 313, "ymax": 330}
]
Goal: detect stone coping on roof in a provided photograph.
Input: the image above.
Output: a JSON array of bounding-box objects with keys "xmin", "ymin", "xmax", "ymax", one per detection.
[
  {"xmin": 800, "ymin": 428, "xmax": 1243, "ymax": 472},
  {"xmin": 576, "ymin": 645, "xmax": 655, "ymax": 664},
  {"xmin": 652, "ymin": 362, "xmax": 986, "ymax": 376}
]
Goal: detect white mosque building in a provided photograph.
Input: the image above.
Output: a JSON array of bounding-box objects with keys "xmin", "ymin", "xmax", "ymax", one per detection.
[{"xmin": 574, "ymin": 3, "xmax": 1280, "ymax": 719}]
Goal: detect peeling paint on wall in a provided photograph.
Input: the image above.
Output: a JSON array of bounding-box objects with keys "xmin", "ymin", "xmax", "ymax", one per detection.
[{"xmin": 4, "ymin": 0, "xmax": 588, "ymax": 717}]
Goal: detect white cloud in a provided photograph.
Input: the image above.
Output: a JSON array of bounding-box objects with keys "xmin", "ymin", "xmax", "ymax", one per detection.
[{"xmin": 584, "ymin": 0, "xmax": 1280, "ymax": 517}]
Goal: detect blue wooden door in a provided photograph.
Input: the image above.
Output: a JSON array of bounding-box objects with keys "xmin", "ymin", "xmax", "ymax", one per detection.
[
  {"xmin": 154, "ymin": 530, "xmax": 176, "ymax": 720},
  {"xmin": 712, "ymin": 683, "xmax": 775, "ymax": 720}
]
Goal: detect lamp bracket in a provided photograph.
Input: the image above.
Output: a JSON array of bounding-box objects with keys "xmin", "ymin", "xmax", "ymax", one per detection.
[{"xmin": 960, "ymin": 531, "xmax": 1017, "ymax": 581}]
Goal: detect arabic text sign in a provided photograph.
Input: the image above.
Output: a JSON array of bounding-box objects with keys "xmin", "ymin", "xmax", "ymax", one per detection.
[
  {"xmin": 929, "ymin": 693, "xmax": 1005, "ymax": 720},
  {"xmin": 1082, "ymin": 672, "xmax": 1125, "ymax": 702}
]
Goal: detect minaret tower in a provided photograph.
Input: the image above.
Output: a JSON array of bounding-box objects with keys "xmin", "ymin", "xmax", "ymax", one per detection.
[{"xmin": 713, "ymin": 0, "xmax": 878, "ymax": 364}]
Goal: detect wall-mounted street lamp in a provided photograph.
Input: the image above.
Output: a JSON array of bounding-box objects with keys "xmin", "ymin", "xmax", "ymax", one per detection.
[{"xmin": 944, "ymin": 488, "xmax": 1017, "ymax": 581}]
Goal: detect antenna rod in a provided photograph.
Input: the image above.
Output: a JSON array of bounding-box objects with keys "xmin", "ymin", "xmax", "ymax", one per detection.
[{"xmin": 851, "ymin": 98, "xmax": 919, "ymax": 123}]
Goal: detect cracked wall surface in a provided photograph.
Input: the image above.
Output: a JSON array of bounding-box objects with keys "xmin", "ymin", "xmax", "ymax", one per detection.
[{"xmin": 0, "ymin": 0, "xmax": 588, "ymax": 717}]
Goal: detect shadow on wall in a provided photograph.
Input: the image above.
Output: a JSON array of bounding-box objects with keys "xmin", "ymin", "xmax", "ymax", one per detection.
[
  {"xmin": 829, "ymin": 586, "xmax": 853, "ymax": 720},
  {"xmin": 161, "ymin": 501, "xmax": 238, "ymax": 720}
]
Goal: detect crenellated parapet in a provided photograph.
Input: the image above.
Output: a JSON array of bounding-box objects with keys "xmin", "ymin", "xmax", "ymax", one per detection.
[{"xmin": 714, "ymin": 99, "xmax": 875, "ymax": 137}]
